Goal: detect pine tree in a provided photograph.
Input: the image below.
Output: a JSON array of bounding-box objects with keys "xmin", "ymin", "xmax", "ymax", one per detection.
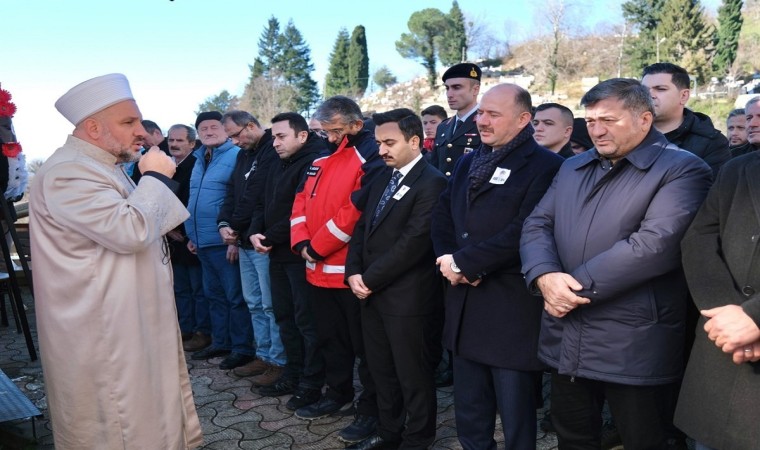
[
  {"xmin": 713, "ymin": 0, "xmax": 744, "ymax": 75},
  {"xmin": 657, "ymin": 0, "xmax": 717, "ymax": 82},
  {"xmin": 245, "ymin": 17, "xmax": 320, "ymax": 117},
  {"xmin": 439, "ymin": 1, "xmax": 468, "ymax": 66},
  {"xmin": 256, "ymin": 16, "xmax": 283, "ymax": 80},
  {"xmin": 325, "ymin": 29, "xmax": 351, "ymax": 97},
  {"xmin": 195, "ymin": 90, "xmax": 239, "ymax": 115},
  {"xmin": 373, "ymin": 66, "xmax": 398, "ymax": 90},
  {"xmin": 278, "ymin": 20, "xmax": 320, "ymax": 113},
  {"xmin": 622, "ymin": 0, "xmax": 665, "ymax": 74},
  {"xmin": 396, "ymin": 8, "xmax": 449, "ymax": 89},
  {"xmin": 348, "ymin": 25, "xmax": 370, "ymax": 97}
]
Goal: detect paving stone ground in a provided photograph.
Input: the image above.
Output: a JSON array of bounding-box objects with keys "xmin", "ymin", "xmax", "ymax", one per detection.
[{"xmin": 0, "ymin": 290, "xmax": 565, "ymax": 449}]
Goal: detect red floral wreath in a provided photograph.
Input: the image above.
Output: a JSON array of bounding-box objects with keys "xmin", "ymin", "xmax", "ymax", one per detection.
[
  {"xmin": 2, "ymin": 143, "xmax": 22, "ymax": 158},
  {"xmin": 0, "ymin": 89, "xmax": 17, "ymax": 118}
]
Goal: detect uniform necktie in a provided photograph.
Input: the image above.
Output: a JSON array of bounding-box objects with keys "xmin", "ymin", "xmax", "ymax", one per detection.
[
  {"xmin": 372, "ymin": 171, "xmax": 402, "ymax": 226},
  {"xmin": 452, "ymin": 118, "xmax": 463, "ymax": 135}
]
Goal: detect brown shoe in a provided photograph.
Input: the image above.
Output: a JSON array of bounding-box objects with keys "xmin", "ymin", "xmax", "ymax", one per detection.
[
  {"xmin": 251, "ymin": 365, "xmax": 284, "ymax": 387},
  {"xmin": 183, "ymin": 332, "xmax": 212, "ymax": 352},
  {"xmin": 232, "ymin": 359, "xmax": 270, "ymax": 377}
]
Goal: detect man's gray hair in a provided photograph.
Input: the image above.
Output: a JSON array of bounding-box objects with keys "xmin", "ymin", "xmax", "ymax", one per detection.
[
  {"xmin": 168, "ymin": 124, "xmax": 196, "ymax": 142},
  {"xmin": 746, "ymin": 95, "xmax": 760, "ymax": 110},
  {"xmin": 313, "ymin": 96, "xmax": 363, "ymax": 124},
  {"xmin": 581, "ymin": 78, "xmax": 655, "ymax": 116}
]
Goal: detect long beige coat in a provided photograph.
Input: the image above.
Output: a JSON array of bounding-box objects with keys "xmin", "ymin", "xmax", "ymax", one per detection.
[{"xmin": 29, "ymin": 136, "xmax": 203, "ymax": 450}]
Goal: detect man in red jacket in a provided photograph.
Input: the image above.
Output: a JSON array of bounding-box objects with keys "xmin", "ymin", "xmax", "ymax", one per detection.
[{"xmin": 290, "ymin": 96, "xmax": 380, "ymax": 444}]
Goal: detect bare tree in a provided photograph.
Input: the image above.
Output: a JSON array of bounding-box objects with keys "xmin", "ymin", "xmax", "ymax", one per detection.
[
  {"xmin": 466, "ymin": 13, "xmax": 510, "ymax": 60},
  {"xmin": 241, "ymin": 72, "xmax": 300, "ymax": 124}
]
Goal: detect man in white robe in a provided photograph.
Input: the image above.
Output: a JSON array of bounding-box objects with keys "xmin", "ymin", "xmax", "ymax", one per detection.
[{"xmin": 29, "ymin": 73, "xmax": 202, "ymax": 449}]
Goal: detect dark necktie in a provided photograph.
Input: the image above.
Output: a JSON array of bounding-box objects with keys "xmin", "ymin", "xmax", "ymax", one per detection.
[
  {"xmin": 204, "ymin": 149, "xmax": 212, "ymax": 164},
  {"xmin": 452, "ymin": 118, "xmax": 463, "ymax": 135},
  {"xmin": 372, "ymin": 171, "xmax": 402, "ymax": 226}
]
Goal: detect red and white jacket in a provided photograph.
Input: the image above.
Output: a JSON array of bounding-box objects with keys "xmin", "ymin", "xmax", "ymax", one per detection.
[{"xmin": 291, "ymin": 134, "xmax": 372, "ymax": 288}]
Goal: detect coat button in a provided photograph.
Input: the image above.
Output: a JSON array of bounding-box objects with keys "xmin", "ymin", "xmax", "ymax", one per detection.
[
  {"xmin": 742, "ymin": 286, "xmax": 755, "ymax": 296},
  {"xmin": 447, "ymin": 144, "xmax": 453, "ymax": 148},
  {"xmin": 462, "ymin": 232, "xmax": 468, "ymax": 238},
  {"xmin": 446, "ymin": 157, "xmax": 452, "ymax": 162},
  {"xmin": 752, "ymin": 235, "xmax": 758, "ymax": 242},
  {"xmin": 445, "ymin": 172, "xmax": 451, "ymax": 176}
]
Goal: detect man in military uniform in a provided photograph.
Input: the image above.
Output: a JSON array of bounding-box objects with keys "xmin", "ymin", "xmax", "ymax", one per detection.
[{"xmin": 430, "ymin": 63, "xmax": 482, "ymax": 177}]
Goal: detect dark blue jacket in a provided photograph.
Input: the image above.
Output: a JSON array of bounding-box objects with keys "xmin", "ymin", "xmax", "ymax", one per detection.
[
  {"xmin": 431, "ymin": 137, "xmax": 562, "ymax": 369},
  {"xmin": 521, "ymin": 129, "xmax": 712, "ymax": 385}
]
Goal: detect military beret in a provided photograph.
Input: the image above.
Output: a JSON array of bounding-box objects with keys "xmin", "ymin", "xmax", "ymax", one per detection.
[
  {"xmin": 195, "ymin": 111, "xmax": 223, "ymax": 129},
  {"xmin": 442, "ymin": 63, "xmax": 482, "ymax": 82}
]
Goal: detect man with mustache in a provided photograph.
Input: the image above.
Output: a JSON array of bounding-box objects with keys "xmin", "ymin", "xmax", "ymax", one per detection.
[{"xmin": 431, "ymin": 83, "xmax": 563, "ymax": 449}]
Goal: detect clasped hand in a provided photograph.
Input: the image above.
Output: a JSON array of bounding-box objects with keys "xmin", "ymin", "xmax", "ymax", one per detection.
[{"xmin": 535, "ymin": 272, "xmax": 591, "ymax": 318}]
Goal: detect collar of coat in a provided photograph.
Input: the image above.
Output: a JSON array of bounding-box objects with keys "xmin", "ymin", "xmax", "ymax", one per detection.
[{"xmin": 572, "ymin": 128, "xmax": 671, "ymax": 172}]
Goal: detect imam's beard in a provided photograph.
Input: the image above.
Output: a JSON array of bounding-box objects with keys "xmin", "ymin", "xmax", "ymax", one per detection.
[{"xmin": 101, "ymin": 126, "xmax": 141, "ymax": 164}]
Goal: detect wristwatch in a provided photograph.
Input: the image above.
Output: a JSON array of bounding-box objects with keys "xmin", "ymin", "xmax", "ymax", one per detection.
[{"xmin": 450, "ymin": 260, "xmax": 461, "ymax": 273}]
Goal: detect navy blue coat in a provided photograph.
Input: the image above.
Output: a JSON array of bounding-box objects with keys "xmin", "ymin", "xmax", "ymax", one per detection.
[
  {"xmin": 521, "ymin": 129, "xmax": 712, "ymax": 385},
  {"xmin": 431, "ymin": 137, "xmax": 563, "ymax": 370}
]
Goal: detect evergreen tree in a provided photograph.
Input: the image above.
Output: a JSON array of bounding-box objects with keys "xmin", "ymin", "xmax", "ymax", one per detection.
[
  {"xmin": 396, "ymin": 8, "xmax": 449, "ymax": 89},
  {"xmin": 439, "ymin": 1, "xmax": 468, "ymax": 66},
  {"xmin": 325, "ymin": 29, "xmax": 351, "ymax": 97},
  {"xmin": 622, "ymin": 0, "xmax": 665, "ymax": 73},
  {"xmin": 657, "ymin": 0, "xmax": 716, "ymax": 82},
  {"xmin": 195, "ymin": 90, "xmax": 239, "ymax": 115},
  {"xmin": 256, "ymin": 16, "xmax": 283, "ymax": 80},
  {"xmin": 348, "ymin": 25, "xmax": 370, "ymax": 97},
  {"xmin": 373, "ymin": 66, "xmax": 398, "ymax": 90},
  {"xmin": 713, "ymin": 0, "xmax": 744, "ymax": 74},
  {"xmin": 278, "ymin": 20, "xmax": 320, "ymax": 113}
]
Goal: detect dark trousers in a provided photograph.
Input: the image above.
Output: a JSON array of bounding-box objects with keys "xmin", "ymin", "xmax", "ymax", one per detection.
[
  {"xmin": 361, "ymin": 303, "xmax": 437, "ymax": 449},
  {"xmin": 453, "ymin": 357, "xmax": 536, "ymax": 450},
  {"xmin": 551, "ymin": 372, "xmax": 676, "ymax": 450},
  {"xmin": 269, "ymin": 260, "xmax": 324, "ymax": 389},
  {"xmin": 310, "ymin": 286, "xmax": 377, "ymax": 416}
]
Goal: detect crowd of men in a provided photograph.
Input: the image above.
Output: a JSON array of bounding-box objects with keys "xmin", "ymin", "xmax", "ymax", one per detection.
[{"xmin": 30, "ymin": 60, "xmax": 760, "ymax": 450}]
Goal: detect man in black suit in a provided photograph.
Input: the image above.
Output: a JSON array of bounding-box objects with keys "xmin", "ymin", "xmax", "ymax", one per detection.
[
  {"xmin": 430, "ymin": 63, "xmax": 482, "ymax": 178},
  {"xmin": 431, "ymin": 84, "xmax": 563, "ymax": 449},
  {"xmin": 345, "ymin": 108, "xmax": 447, "ymax": 450}
]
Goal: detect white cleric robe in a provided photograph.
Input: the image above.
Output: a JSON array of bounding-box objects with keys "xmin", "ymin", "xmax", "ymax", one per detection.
[{"xmin": 29, "ymin": 135, "xmax": 203, "ymax": 449}]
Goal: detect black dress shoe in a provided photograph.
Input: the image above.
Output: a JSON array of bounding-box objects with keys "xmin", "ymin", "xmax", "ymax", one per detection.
[
  {"xmin": 345, "ymin": 434, "xmax": 399, "ymax": 450},
  {"xmin": 191, "ymin": 346, "xmax": 230, "ymax": 360},
  {"xmin": 219, "ymin": 352, "xmax": 255, "ymax": 370}
]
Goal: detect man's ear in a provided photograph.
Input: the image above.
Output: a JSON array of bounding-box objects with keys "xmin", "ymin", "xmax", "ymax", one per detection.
[
  {"xmin": 409, "ymin": 134, "xmax": 421, "ymax": 150},
  {"xmin": 81, "ymin": 117, "xmax": 102, "ymax": 139},
  {"xmin": 680, "ymin": 88, "xmax": 690, "ymax": 107}
]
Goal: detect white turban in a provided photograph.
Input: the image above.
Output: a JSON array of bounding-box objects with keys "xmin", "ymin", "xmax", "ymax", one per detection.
[{"xmin": 55, "ymin": 73, "xmax": 134, "ymax": 126}]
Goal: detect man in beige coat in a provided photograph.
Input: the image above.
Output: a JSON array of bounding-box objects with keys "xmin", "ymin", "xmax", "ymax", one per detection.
[{"xmin": 29, "ymin": 73, "xmax": 202, "ymax": 449}]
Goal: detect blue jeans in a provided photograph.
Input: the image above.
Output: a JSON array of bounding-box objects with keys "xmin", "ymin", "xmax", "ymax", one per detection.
[
  {"xmin": 239, "ymin": 248, "xmax": 285, "ymax": 366},
  {"xmin": 197, "ymin": 246, "xmax": 254, "ymax": 355},
  {"xmin": 172, "ymin": 262, "xmax": 210, "ymax": 335}
]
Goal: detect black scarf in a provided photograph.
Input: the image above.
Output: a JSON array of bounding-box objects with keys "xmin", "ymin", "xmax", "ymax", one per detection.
[{"xmin": 467, "ymin": 123, "xmax": 534, "ymax": 203}]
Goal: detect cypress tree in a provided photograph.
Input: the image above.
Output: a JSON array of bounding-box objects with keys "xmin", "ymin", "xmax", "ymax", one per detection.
[
  {"xmin": 657, "ymin": 0, "xmax": 716, "ymax": 82},
  {"xmin": 348, "ymin": 25, "xmax": 370, "ymax": 97},
  {"xmin": 713, "ymin": 0, "xmax": 744, "ymax": 74}
]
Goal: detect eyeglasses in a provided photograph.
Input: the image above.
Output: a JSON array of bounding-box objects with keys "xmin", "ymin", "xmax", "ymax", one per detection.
[{"xmin": 228, "ymin": 123, "xmax": 249, "ymax": 139}]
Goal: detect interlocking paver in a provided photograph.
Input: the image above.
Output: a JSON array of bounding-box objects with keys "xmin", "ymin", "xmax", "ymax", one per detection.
[{"xmin": 0, "ymin": 290, "xmax": 570, "ymax": 449}]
